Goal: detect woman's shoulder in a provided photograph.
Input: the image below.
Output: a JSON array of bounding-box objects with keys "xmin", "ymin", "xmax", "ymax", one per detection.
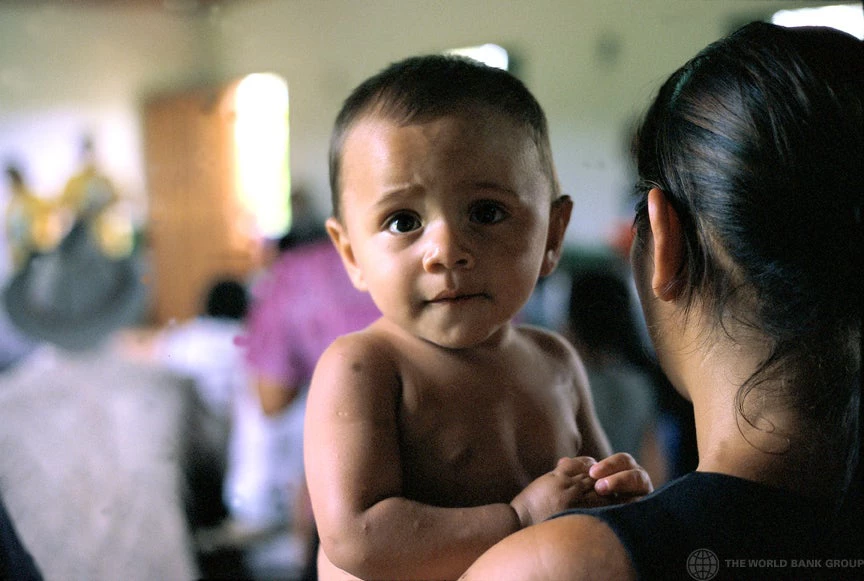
[{"xmin": 461, "ymin": 512, "xmax": 635, "ymax": 581}]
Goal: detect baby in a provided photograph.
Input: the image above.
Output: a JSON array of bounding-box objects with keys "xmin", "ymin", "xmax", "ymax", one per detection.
[{"xmin": 305, "ymin": 54, "xmax": 652, "ymax": 580}]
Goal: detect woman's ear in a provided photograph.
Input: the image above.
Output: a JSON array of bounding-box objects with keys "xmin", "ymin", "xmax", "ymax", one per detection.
[
  {"xmin": 646, "ymin": 188, "xmax": 685, "ymax": 301},
  {"xmin": 540, "ymin": 195, "xmax": 573, "ymax": 277},
  {"xmin": 325, "ymin": 217, "xmax": 368, "ymax": 291}
]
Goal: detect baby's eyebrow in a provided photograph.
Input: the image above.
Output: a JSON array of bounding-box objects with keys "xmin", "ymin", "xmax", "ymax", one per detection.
[
  {"xmin": 464, "ymin": 180, "xmax": 519, "ymax": 198},
  {"xmin": 371, "ymin": 185, "xmax": 419, "ymax": 210}
]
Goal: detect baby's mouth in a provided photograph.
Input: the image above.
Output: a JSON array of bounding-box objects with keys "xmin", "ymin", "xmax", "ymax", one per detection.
[{"xmin": 427, "ymin": 290, "xmax": 490, "ymax": 304}]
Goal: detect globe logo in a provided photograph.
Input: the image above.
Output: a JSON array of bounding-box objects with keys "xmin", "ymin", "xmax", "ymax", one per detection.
[{"xmin": 687, "ymin": 548, "xmax": 719, "ymax": 580}]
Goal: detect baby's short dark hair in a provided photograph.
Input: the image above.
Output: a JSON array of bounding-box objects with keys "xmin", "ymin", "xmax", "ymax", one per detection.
[{"xmin": 328, "ymin": 54, "xmax": 560, "ymax": 219}]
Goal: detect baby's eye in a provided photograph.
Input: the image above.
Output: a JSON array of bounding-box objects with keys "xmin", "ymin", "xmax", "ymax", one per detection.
[
  {"xmin": 385, "ymin": 211, "xmax": 422, "ymax": 234},
  {"xmin": 470, "ymin": 201, "xmax": 508, "ymax": 225}
]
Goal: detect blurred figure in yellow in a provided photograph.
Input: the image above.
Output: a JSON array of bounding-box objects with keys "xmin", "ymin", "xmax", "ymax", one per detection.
[
  {"xmin": 59, "ymin": 137, "xmax": 117, "ymax": 217},
  {"xmin": 59, "ymin": 137, "xmax": 133, "ymax": 259},
  {"xmin": 4, "ymin": 164, "xmax": 64, "ymax": 271}
]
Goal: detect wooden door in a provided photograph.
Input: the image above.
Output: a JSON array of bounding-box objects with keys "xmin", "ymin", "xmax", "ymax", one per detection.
[{"xmin": 143, "ymin": 83, "xmax": 261, "ymax": 326}]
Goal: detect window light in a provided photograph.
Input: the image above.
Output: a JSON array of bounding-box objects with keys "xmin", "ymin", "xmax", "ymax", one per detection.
[
  {"xmin": 234, "ymin": 73, "xmax": 290, "ymax": 238},
  {"xmin": 445, "ymin": 44, "xmax": 509, "ymax": 70},
  {"xmin": 771, "ymin": 4, "xmax": 864, "ymax": 39}
]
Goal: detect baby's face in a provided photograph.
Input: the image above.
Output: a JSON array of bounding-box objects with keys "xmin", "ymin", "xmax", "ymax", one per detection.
[{"xmin": 328, "ymin": 110, "xmax": 568, "ymax": 349}]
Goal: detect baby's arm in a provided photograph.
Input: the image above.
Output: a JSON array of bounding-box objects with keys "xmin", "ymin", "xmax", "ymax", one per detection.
[
  {"xmin": 509, "ymin": 456, "xmax": 605, "ymax": 527},
  {"xmin": 305, "ymin": 334, "xmax": 523, "ymax": 581}
]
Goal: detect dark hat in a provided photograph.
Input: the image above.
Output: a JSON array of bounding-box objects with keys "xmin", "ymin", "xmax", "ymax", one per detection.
[{"xmin": 3, "ymin": 219, "xmax": 147, "ymax": 351}]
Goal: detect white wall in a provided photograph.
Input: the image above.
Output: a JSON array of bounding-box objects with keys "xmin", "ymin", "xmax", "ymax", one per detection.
[
  {"xmin": 209, "ymin": 0, "xmax": 824, "ymax": 244},
  {"xmin": 0, "ymin": 4, "xmax": 214, "ymax": 225},
  {"xmin": 0, "ymin": 0, "xmax": 834, "ymax": 261}
]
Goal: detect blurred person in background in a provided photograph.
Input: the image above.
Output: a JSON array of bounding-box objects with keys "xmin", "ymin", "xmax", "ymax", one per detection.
[
  {"xmin": 4, "ymin": 163, "xmax": 64, "ymax": 272},
  {"xmin": 153, "ymin": 279, "xmax": 245, "ymax": 534},
  {"xmin": 153, "ymin": 276, "xmax": 312, "ymax": 578},
  {"xmin": 0, "ymin": 151, "xmax": 200, "ymax": 579},
  {"xmin": 0, "ymin": 163, "xmax": 39, "ymax": 372},
  {"xmin": 239, "ymin": 184, "xmax": 381, "ymax": 580},
  {"xmin": 567, "ymin": 266, "xmax": 667, "ymax": 487}
]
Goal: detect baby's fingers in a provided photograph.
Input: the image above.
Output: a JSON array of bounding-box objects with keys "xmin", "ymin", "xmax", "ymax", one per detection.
[
  {"xmin": 589, "ymin": 452, "xmax": 653, "ymax": 498},
  {"xmin": 555, "ymin": 456, "xmax": 597, "ymax": 477},
  {"xmin": 594, "ymin": 467, "xmax": 653, "ymax": 498},
  {"xmin": 588, "ymin": 452, "xmax": 638, "ymax": 479}
]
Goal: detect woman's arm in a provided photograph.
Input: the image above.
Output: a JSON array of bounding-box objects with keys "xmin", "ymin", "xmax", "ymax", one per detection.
[{"xmin": 460, "ymin": 513, "xmax": 636, "ymax": 581}]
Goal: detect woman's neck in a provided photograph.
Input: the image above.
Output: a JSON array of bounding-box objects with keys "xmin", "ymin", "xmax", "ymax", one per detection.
[
  {"xmin": 675, "ymin": 323, "xmax": 847, "ymax": 500},
  {"xmin": 690, "ymin": 368, "xmax": 852, "ymax": 501}
]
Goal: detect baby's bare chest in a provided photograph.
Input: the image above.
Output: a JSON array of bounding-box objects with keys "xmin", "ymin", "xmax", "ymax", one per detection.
[{"xmin": 395, "ymin": 364, "xmax": 583, "ymax": 507}]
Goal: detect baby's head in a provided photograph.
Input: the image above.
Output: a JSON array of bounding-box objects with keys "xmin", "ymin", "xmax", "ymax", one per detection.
[
  {"xmin": 325, "ymin": 54, "xmax": 570, "ymax": 349},
  {"xmin": 329, "ymin": 54, "xmax": 560, "ymax": 220}
]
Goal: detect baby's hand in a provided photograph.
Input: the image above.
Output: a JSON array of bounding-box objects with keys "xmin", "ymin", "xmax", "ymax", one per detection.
[
  {"xmin": 589, "ymin": 452, "xmax": 653, "ymax": 501},
  {"xmin": 509, "ymin": 457, "xmax": 604, "ymax": 528}
]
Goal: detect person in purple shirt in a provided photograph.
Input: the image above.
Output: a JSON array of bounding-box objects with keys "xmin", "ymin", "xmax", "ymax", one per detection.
[
  {"xmin": 242, "ymin": 230, "xmax": 380, "ymax": 417},
  {"xmin": 240, "ymin": 215, "xmax": 380, "ymax": 580}
]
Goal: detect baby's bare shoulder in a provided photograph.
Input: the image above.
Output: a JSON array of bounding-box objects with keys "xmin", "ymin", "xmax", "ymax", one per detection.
[
  {"xmin": 324, "ymin": 324, "xmax": 394, "ymax": 358},
  {"xmin": 512, "ymin": 325, "xmax": 591, "ymax": 400},
  {"xmin": 317, "ymin": 323, "xmax": 402, "ymax": 382},
  {"xmin": 308, "ymin": 324, "xmax": 405, "ymax": 422},
  {"xmin": 514, "ymin": 324, "xmax": 580, "ymax": 365}
]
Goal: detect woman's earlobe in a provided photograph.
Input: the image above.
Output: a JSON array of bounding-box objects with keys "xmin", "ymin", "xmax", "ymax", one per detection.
[{"xmin": 646, "ymin": 188, "xmax": 685, "ymax": 301}]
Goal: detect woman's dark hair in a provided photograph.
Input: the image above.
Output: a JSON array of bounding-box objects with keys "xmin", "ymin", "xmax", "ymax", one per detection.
[
  {"xmin": 632, "ymin": 23, "xmax": 862, "ymax": 452},
  {"xmin": 328, "ymin": 54, "xmax": 560, "ymax": 219}
]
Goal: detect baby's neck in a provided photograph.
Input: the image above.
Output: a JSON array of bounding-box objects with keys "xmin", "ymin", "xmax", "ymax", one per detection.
[{"xmin": 382, "ymin": 318, "xmax": 516, "ymax": 355}]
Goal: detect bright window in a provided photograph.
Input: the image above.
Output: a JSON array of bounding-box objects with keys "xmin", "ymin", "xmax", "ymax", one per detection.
[
  {"xmin": 445, "ymin": 44, "xmax": 509, "ymax": 70},
  {"xmin": 772, "ymin": 3, "xmax": 864, "ymax": 39},
  {"xmin": 234, "ymin": 73, "xmax": 290, "ymax": 238}
]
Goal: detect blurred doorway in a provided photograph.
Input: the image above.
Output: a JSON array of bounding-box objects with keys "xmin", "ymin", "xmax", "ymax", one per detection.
[{"xmin": 143, "ymin": 74, "xmax": 289, "ymax": 325}]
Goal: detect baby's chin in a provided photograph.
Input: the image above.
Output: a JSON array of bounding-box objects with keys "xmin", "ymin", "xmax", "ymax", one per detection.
[{"xmin": 416, "ymin": 323, "xmax": 512, "ymax": 351}]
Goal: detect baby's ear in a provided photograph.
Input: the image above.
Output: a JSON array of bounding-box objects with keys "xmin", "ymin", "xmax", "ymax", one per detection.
[
  {"xmin": 540, "ymin": 195, "xmax": 573, "ymax": 277},
  {"xmin": 326, "ymin": 217, "xmax": 368, "ymax": 291}
]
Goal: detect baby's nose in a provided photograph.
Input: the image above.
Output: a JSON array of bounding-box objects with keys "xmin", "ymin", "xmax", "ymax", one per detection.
[{"xmin": 421, "ymin": 222, "xmax": 474, "ymax": 272}]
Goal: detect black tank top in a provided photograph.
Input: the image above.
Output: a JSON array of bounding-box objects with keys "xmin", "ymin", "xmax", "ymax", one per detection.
[{"xmin": 551, "ymin": 472, "xmax": 862, "ymax": 580}]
